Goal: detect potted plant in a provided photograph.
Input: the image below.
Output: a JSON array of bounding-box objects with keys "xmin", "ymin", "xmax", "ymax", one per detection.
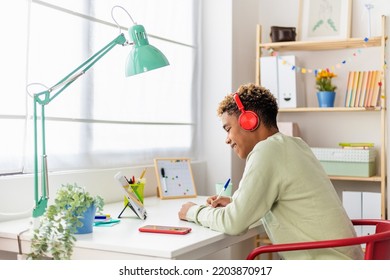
[
  {"xmin": 315, "ymin": 69, "xmax": 337, "ymax": 107},
  {"xmin": 28, "ymin": 183, "xmax": 104, "ymax": 260}
]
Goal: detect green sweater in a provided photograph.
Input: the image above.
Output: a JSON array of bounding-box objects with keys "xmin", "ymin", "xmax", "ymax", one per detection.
[{"xmin": 186, "ymin": 133, "xmax": 364, "ymax": 259}]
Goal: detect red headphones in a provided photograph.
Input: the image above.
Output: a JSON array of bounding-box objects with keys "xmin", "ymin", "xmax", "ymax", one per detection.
[{"xmin": 233, "ymin": 93, "xmax": 259, "ymax": 131}]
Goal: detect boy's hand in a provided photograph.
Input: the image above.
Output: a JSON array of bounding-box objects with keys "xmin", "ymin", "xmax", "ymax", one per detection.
[{"xmin": 207, "ymin": 195, "xmax": 231, "ymax": 208}]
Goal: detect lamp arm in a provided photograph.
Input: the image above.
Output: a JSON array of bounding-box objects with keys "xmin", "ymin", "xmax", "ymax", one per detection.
[
  {"xmin": 34, "ymin": 33, "xmax": 127, "ymax": 105},
  {"xmin": 32, "ymin": 33, "xmax": 127, "ymax": 218}
]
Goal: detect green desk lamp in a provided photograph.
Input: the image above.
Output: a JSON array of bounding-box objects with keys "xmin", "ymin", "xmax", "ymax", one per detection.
[{"xmin": 30, "ymin": 6, "xmax": 169, "ymax": 218}]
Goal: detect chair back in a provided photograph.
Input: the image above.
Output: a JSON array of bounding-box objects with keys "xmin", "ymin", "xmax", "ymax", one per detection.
[
  {"xmin": 356, "ymin": 219, "xmax": 390, "ymax": 260},
  {"xmin": 247, "ymin": 219, "xmax": 390, "ymax": 260}
]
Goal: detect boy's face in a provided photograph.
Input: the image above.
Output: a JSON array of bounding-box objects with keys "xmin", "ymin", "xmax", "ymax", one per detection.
[{"xmin": 221, "ymin": 112, "xmax": 258, "ymax": 159}]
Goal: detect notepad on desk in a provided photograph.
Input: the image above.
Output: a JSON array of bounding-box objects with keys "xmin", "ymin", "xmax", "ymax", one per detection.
[{"xmin": 94, "ymin": 218, "xmax": 121, "ymax": 227}]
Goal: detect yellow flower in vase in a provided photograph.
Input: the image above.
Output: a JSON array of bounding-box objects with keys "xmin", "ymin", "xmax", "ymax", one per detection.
[
  {"xmin": 316, "ymin": 69, "xmax": 337, "ymax": 92},
  {"xmin": 316, "ymin": 69, "xmax": 337, "ymax": 107}
]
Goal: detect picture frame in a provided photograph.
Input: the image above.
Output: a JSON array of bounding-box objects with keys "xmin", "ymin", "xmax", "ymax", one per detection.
[
  {"xmin": 298, "ymin": 0, "xmax": 352, "ymax": 41},
  {"xmin": 154, "ymin": 158, "xmax": 197, "ymax": 199}
]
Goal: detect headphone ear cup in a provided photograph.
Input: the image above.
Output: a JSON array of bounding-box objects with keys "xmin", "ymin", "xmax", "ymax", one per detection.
[
  {"xmin": 233, "ymin": 93, "xmax": 259, "ymax": 131},
  {"xmin": 238, "ymin": 111, "xmax": 259, "ymax": 131}
]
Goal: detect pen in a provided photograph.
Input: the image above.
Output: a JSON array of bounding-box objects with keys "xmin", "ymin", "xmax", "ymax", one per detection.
[
  {"xmin": 216, "ymin": 178, "xmax": 231, "ymax": 200},
  {"xmin": 94, "ymin": 215, "xmax": 111, "ymax": 219},
  {"xmin": 161, "ymin": 168, "xmax": 168, "ymax": 193}
]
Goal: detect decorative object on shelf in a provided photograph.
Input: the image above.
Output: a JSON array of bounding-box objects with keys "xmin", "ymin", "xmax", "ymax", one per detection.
[
  {"xmin": 298, "ymin": 0, "xmax": 352, "ymax": 41},
  {"xmin": 270, "ymin": 26, "xmax": 296, "ymax": 42},
  {"xmin": 261, "ymin": 37, "xmax": 388, "ymax": 77},
  {"xmin": 27, "ymin": 6, "xmax": 169, "ymax": 219},
  {"xmin": 260, "ymin": 55, "xmax": 305, "ymax": 108},
  {"xmin": 316, "ymin": 69, "xmax": 337, "ymax": 107},
  {"xmin": 317, "ymin": 91, "xmax": 336, "ymax": 107},
  {"xmin": 28, "ymin": 183, "xmax": 104, "ymax": 260},
  {"xmin": 363, "ymin": 2, "xmax": 374, "ymax": 37}
]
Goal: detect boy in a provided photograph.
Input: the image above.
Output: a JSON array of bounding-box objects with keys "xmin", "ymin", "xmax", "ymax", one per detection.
[{"xmin": 178, "ymin": 83, "xmax": 363, "ymax": 259}]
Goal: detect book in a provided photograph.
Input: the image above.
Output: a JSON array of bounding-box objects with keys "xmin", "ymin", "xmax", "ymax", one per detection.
[
  {"xmin": 341, "ymin": 146, "xmax": 373, "ymax": 150},
  {"xmin": 358, "ymin": 71, "xmax": 369, "ymax": 107},
  {"xmin": 350, "ymin": 71, "xmax": 360, "ymax": 107},
  {"xmin": 361, "ymin": 71, "xmax": 371, "ymax": 107},
  {"xmin": 370, "ymin": 70, "xmax": 382, "ymax": 107},
  {"xmin": 339, "ymin": 142, "xmax": 374, "ymax": 149},
  {"xmin": 354, "ymin": 71, "xmax": 364, "ymax": 107},
  {"xmin": 344, "ymin": 71, "xmax": 355, "ymax": 107},
  {"xmin": 365, "ymin": 70, "xmax": 377, "ymax": 107}
]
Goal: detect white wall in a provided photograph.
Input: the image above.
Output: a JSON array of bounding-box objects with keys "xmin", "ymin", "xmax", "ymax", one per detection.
[
  {"xmin": 200, "ymin": 0, "xmax": 233, "ymax": 194},
  {"xmin": 200, "ymin": 0, "xmax": 263, "ymax": 193},
  {"xmin": 230, "ymin": 0, "xmax": 261, "ymax": 191}
]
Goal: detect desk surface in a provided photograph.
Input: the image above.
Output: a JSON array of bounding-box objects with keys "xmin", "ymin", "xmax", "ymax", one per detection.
[{"xmin": 0, "ymin": 196, "xmax": 263, "ymax": 260}]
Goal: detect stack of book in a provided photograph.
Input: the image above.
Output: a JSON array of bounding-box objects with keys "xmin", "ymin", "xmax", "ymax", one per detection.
[
  {"xmin": 344, "ymin": 70, "xmax": 382, "ymax": 107},
  {"xmin": 339, "ymin": 142, "xmax": 374, "ymax": 150}
]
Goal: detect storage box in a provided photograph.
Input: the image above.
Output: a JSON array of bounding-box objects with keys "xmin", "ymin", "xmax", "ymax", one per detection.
[
  {"xmin": 311, "ymin": 148, "xmax": 377, "ymax": 177},
  {"xmin": 278, "ymin": 122, "xmax": 299, "ymax": 137}
]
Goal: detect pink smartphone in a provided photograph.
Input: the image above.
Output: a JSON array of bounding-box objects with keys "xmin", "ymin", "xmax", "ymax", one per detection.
[{"xmin": 139, "ymin": 225, "xmax": 192, "ymax": 235}]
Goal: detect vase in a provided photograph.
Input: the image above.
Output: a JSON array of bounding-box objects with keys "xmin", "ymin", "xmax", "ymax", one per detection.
[
  {"xmin": 317, "ymin": 91, "xmax": 335, "ymax": 107},
  {"xmin": 76, "ymin": 204, "xmax": 96, "ymax": 234}
]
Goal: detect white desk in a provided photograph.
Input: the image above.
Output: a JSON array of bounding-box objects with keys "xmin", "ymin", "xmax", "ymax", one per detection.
[{"xmin": 0, "ymin": 196, "xmax": 263, "ymax": 260}]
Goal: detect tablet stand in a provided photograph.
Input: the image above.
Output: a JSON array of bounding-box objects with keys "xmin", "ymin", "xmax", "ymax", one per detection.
[{"xmin": 117, "ymin": 201, "xmax": 137, "ymax": 218}]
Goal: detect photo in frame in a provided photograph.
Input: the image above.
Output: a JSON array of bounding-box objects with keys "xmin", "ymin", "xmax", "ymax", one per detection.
[
  {"xmin": 154, "ymin": 158, "xmax": 197, "ymax": 199},
  {"xmin": 298, "ymin": 0, "xmax": 352, "ymax": 41}
]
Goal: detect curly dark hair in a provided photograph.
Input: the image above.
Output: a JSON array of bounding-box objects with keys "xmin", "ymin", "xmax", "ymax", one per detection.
[{"xmin": 217, "ymin": 83, "xmax": 278, "ymax": 128}]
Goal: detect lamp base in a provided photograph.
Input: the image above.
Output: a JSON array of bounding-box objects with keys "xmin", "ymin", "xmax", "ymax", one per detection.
[
  {"xmin": 32, "ymin": 198, "xmax": 48, "ymax": 218},
  {"xmin": 31, "ymin": 216, "xmax": 41, "ymax": 230}
]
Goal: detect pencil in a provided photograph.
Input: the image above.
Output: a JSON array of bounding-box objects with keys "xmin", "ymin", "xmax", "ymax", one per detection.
[{"xmin": 140, "ymin": 168, "xmax": 147, "ymax": 179}]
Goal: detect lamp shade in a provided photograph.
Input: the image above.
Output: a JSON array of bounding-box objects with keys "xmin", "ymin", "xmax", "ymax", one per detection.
[{"xmin": 126, "ymin": 25, "xmax": 169, "ymax": 76}]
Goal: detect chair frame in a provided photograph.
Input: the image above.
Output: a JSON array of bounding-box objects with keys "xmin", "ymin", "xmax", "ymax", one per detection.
[{"xmin": 247, "ymin": 219, "xmax": 390, "ymax": 260}]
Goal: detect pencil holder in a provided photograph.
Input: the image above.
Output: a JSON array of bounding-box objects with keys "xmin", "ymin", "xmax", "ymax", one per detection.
[{"xmin": 123, "ymin": 179, "xmax": 145, "ymax": 204}]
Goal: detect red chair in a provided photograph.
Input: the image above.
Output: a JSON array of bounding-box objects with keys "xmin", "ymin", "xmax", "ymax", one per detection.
[{"xmin": 247, "ymin": 219, "xmax": 390, "ymax": 260}]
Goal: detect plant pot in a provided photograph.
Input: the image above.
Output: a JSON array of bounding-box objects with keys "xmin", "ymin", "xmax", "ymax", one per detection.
[
  {"xmin": 317, "ymin": 91, "xmax": 335, "ymax": 107},
  {"xmin": 76, "ymin": 204, "xmax": 96, "ymax": 234}
]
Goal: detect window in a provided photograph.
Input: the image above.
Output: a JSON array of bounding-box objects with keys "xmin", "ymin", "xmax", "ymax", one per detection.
[{"xmin": 0, "ymin": 0, "xmax": 199, "ymax": 175}]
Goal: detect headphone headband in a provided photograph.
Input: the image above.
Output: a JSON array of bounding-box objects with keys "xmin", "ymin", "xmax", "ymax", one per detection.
[{"xmin": 233, "ymin": 93, "xmax": 245, "ymax": 112}]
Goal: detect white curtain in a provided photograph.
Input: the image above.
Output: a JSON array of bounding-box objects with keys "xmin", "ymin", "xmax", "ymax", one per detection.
[{"xmin": 0, "ymin": 0, "xmax": 200, "ymax": 174}]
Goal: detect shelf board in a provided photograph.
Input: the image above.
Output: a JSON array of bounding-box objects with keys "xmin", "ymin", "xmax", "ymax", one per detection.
[
  {"xmin": 279, "ymin": 107, "xmax": 382, "ymax": 113},
  {"xmin": 329, "ymin": 175, "xmax": 382, "ymax": 182},
  {"xmin": 259, "ymin": 37, "xmax": 383, "ymax": 52}
]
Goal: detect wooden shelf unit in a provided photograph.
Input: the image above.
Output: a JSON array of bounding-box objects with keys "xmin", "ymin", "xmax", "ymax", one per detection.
[
  {"xmin": 255, "ymin": 16, "xmax": 387, "ymax": 219},
  {"xmin": 258, "ymin": 37, "xmax": 382, "ymax": 52}
]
